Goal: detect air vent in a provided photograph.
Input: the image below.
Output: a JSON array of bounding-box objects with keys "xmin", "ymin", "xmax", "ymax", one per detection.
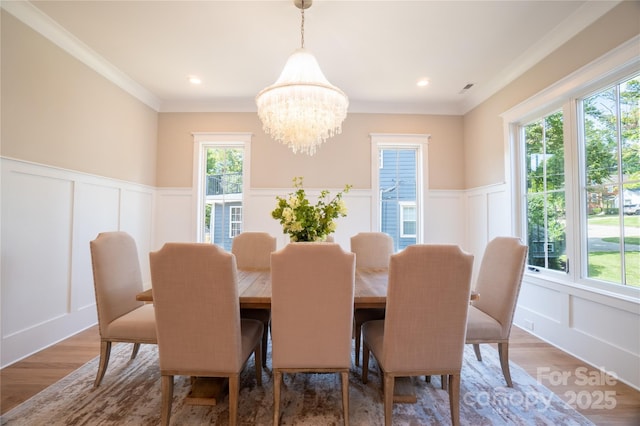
[{"xmin": 459, "ymin": 83, "xmax": 474, "ymax": 94}]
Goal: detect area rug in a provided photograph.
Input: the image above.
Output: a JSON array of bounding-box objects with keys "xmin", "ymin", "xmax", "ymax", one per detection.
[{"xmin": 1, "ymin": 340, "xmax": 593, "ymax": 425}]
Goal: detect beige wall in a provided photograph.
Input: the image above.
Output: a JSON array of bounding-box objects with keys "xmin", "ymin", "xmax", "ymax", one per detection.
[
  {"xmin": 463, "ymin": 1, "xmax": 640, "ymax": 189},
  {"xmin": 157, "ymin": 112, "xmax": 464, "ymax": 190},
  {"xmin": 1, "ymin": 11, "xmax": 158, "ymax": 186}
]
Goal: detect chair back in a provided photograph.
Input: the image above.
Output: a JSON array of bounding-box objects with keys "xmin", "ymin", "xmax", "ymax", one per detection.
[
  {"xmin": 270, "ymin": 243, "xmax": 355, "ymax": 369},
  {"xmin": 231, "ymin": 232, "xmax": 277, "ymax": 270},
  {"xmin": 350, "ymin": 232, "xmax": 394, "ymax": 269},
  {"xmin": 472, "ymin": 237, "xmax": 528, "ymax": 339},
  {"xmin": 150, "ymin": 243, "xmax": 243, "ymax": 373},
  {"xmin": 90, "ymin": 232, "xmax": 145, "ymax": 336},
  {"xmin": 382, "ymin": 245, "xmax": 473, "ymax": 372}
]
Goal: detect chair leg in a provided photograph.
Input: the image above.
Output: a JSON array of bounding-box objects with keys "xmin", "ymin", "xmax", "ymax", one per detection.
[
  {"xmin": 228, "ymin": 374, "xmax": 239, "ymax": 426},
  {"xmin": 255, "ymin": 344, "xmax": 263, "ymax": 386},
  {"xmin": 354, "ymin": 319, "xmax": 362, "ymax": 367},
  {"xmin": 362, "ymin": 345, "xmax": 370, "ymax": 384},
  {"xmin": 448, "ymin": 373, "xmax": 460, "ymax": 426},
  {"xmin": 498, "ymin": 342, "xmax": 513, "ymax": 387},
  {"xmin": 341, "ymin": 371, "xmax": 349, "ymax": 426},
  {"xmin": 441, "ymin": 374, "xmax": 447, "ymax": 390},
  {"xmin": 473, "ymin": 343, "xmax": 482, "ymax": 361},
  {"xmin": 131, "ymin": 343, "xmax": 141, "ymax": 360},
  {"xmin": 160, "ymin": 375, "xmax": 174, "ymax": 426},
  {"xmin": 273, "ymin": 370, "xmax": 282, "ymax": 425},
  {"xmin": 383, "ymin": 373, "xmax": 394, "ymax": 426},
  {"xmin": 262, "ymin": 321, "xmax": 270, "ymax": 367},
  {"xmin": 94, "ymin": 341, "xmax": 111, "ymax": 388}
]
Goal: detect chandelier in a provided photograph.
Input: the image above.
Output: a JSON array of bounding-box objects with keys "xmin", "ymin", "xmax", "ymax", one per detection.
[{"xmin": 255, "ymin": 0, "xmax": 348, "ymax": 156}]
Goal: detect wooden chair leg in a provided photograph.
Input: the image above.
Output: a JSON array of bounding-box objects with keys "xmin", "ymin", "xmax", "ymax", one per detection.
[
  {"xmin": 261, "ymin": 320, "xmax": 269, "ymax": 367},
  {"xmin": 441, "ymin": 374, "xmax": 447, "ymax": 390},
  {"xmin": 341, "ymin": 371, "xmax": 349, "ymax": 426},
  {"xmin": 354, "ymin": 319, "xmax": 362, "ymax": 367},
  {"xmin": 473, "ymin": 343, "xmax": 482, "ymax": 361},
  {"xmin": 498, "ymin": 342, "xmax": 513, "ymax": 387},
  {"xmin": 255, "ymin": 345, "xmax": 263, "ymax": 386},
  {"xmin": 131, "ymin": 343, "xmax": 141, "ymax": 359},
  {"xmin": 273, "ymin": 370, "xmax": 282, "ymax": 425},
  {"xmin": 160, "ymin": 375, "xmax": 174, "ymax": 426},
  {"xmin": 362, "ymin": 345, "xmax": 370, "ymax": 384},
  {"xmin": 449, "ymin": 373, "xmax": 460, "ymax": 426},
  {"xmin": 94, "ymin": 341, "xmax": 111, "ymax": 388},
  {"xmin": 228, "ymin": 374, "xmax": 239, "ymax": 426},
  {"xmin": 383, "ymin": 373, "xmax": 395, "ymax": 426}
]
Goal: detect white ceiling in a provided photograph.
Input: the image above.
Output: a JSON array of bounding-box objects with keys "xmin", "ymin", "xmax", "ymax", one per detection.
[{"xmin": 4, "ymin": 1, "xmax": 621, "ymax": 114}]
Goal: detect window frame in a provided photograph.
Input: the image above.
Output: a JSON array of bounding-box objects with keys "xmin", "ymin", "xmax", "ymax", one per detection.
[
  {"xmin": 229, "ymin": 205, "xmax": 243, "ymax": 238},
  {"xmin": 503, "ymin": 36, "xmax": 640, "ymax": 298},
  {"xmin": 370, "ymin": 133, "xmax": 430, "ymax": 247},
  {"xmin": 192, "ymin": 132, "xmax": 252, "ymax": 245},
  {"xmin": 399, "ymin": 201, "xmax": 417, "ymax": 238}
]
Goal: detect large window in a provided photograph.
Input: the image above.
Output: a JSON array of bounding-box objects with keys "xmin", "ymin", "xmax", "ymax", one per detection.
[
  {"xmin": 371, "ymin": 134, "xmax": 429, "ymax": 251},
  {"xmin": 582, "ymin": 76, "xmax": 640, "ymax": 287},
  {"xmin": 193, "ymin": 133, "xmax": 251, "ymax": 251},
  {"xmin": 509, "ymin": 41, "xmax": 639, "ymax": 295}
]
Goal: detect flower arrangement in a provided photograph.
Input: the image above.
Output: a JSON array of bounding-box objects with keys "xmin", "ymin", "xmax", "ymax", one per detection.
[{"xmin": 272, "ymin": 177, "xmax": 351, "ymax": 242}]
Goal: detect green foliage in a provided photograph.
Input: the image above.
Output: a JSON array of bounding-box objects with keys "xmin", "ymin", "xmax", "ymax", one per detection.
[
  {"xmin": 272, "ymin": 177, "xmax": 351, "ymax": 242},
  {"xmin": 207, "ymin": 148, "xmax": 243, "ymax": 174}
]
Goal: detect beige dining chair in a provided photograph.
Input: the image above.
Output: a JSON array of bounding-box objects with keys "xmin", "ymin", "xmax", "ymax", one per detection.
[
  {"xmin": 271, "ymin": 242, "xmax": 355, "ymax": 425},
  {"xmin": 465, "ymin": 236, "xmax": 528, "ymax": 387},
  {"xmin": 350, "ymin": 232, "xmax": 394, "ymax": 366},
  {"xmin": 149, "ymin": 242, "xmax": 263, "ymax": 426},
  {"xmin": 362, "ymin": 244, "xmax": 473, "ymax": 426},
  {"xmin": 231, "ymin": 231, "xmax": 277, "ymax": 367},
  {"xmin": 89, "ymin": 231, "xmax": 157, "ymax": 387}
]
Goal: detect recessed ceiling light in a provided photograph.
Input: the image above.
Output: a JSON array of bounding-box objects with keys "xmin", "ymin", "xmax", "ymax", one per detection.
[
  {"xmin": 189, "ymin": 76, "xmax": 202, "ymax": 85},
  {"xmin": 417, "ymin": 78, "xmax": 429, "ymax": 87}
]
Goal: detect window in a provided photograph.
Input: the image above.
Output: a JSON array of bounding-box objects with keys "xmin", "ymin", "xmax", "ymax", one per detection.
[
  {"xmin": 507, "ymin": 39, "xmax": 639, "ymax": 295},
  {"xmin": 400, "ymin": 202, "xmax": 417, "ymax": 238},
  {"xmin": 523, "ymin": 110, "xmax": 566, "ymax": 272},
  {"xmin": 371, "ymin": 134, "xmax": 429, "ymax": 251},
  {"xmin": 582, "ymin": 76, "xmax": 640, "ymax": 287},
  {"xmin": 193, "ymin": 133, "xmax": 251, "ymax": 251},
  {"xmin": 229, "ymin": 206, "xmax": 243, "ymax": 238}
]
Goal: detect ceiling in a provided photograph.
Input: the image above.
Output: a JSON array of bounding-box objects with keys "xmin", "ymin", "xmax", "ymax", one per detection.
[{"xmin": 4, "ymin": 1, "xmax": 621, "ymax": 115}]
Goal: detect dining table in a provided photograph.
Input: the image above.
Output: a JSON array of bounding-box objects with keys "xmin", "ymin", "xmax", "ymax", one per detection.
[{"xmin": 136, "ymin": 267, "xmax": 478, "ymax": 405}]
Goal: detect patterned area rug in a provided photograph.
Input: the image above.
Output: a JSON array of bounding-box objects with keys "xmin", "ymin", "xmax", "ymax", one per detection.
[{"xmin": 1, "ymin": 340, "xmax": 593, "ymax": 425}]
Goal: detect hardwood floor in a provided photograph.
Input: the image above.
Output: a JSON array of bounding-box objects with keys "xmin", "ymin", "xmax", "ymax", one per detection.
[{"xmin": 1, "ymin": 325, "xmax": 639, "ymax": 424}]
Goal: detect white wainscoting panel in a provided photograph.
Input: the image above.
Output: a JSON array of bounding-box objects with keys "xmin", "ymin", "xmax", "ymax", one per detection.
[
  {"xmin": 153, "ymin": 188, "xmax": 194, "ymax": 249},
  {"xmin": 425, "ymin": 190, "xmax": 466, "ymax": 246},
  {"xmin": 1, "ymin": 158, "xmax": 154, "ymax": 367}
]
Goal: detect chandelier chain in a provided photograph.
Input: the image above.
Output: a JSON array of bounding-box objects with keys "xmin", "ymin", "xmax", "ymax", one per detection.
[{"xmin": 300, "ymin": 0, "xmax": 305, "ymax": 48}]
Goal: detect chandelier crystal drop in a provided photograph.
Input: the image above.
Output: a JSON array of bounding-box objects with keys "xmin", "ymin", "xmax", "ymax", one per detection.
[{"xmin": 255, "ymin": 0, "xmax": 348, "ymax": 156}]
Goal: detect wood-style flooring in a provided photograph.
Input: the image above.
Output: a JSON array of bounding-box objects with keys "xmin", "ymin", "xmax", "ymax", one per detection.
[{"xmin": 1, "ymin": 325, "xmax": 639, "ymax": 424}]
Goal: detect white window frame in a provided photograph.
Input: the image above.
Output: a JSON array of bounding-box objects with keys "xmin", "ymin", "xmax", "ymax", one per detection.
[
  {"xmin": 229, "ymin": 206, "xmax": 243, "ymax": 238},
  {"xmin": 192, "ymin": 132, "xmax": 252, "ymax": 243},
  {"xmin": 370, "ymin": 133, "xmax": 430, "ymax": 243},
  {"xmin": 399, "ymin": 201, "xmax": 417, "ymax": 238},
  {"xmin": 502, "ymin": 36, "xmax": 640, "ymax": 298}
]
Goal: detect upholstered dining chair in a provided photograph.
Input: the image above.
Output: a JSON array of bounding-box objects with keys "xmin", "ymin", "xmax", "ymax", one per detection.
[
  {"xmin": 231, "ymin": 231, "xmax": 277, "ymax": 367},
  {"xmin": 361, "ymin": 244, "xmax": 473, "ymax": 426},
  {"xmin": 271, "ymin": 243, "xmax": 355, "ymax": 425},
  {"xmin": 149, "ymin": 243, "xmax": 263, "ymax": 426},
  {"xmin": 350, "ymin": 232, "xmax": 394, "ymax": 366},
  {"xmin": 465, "ymin": 236, "xmax": 528, "ymax": 387},
  {"xmin": 89, "ymin": 231, "xmax": 157, "ymax": 388}
]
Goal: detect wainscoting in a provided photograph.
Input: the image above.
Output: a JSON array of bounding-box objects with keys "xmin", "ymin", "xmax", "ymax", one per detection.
[
  {"xmin": 2, "ymin": 157, "xmax": 638, "ymax": 391},
  {"xmin": 1, "ymin": 157, "xmax": 154, "ymax": 366}
]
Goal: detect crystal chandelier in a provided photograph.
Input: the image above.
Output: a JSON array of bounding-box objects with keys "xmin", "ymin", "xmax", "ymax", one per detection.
[{"xmin": 255, "ymin": 0, "xmax": 348, "ymax": 156}]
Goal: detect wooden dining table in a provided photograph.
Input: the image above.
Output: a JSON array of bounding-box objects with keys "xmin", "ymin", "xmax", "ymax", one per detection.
[
  {"xmin": 136, "ymin": 267, "xmax": 392, "ymax": 308},
  {"xmin": 136, "ymin": 267, "xmax": 477, "ymax": 405}
]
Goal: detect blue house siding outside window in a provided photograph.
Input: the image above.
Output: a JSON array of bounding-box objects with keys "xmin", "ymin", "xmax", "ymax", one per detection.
[
  {"xmin": 379, "ymin": 149, "xmax": 418, "ymax": 251},
  {"xmin": 210, "ymin": 202, "xmax": 242, "ymax": 250}
]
